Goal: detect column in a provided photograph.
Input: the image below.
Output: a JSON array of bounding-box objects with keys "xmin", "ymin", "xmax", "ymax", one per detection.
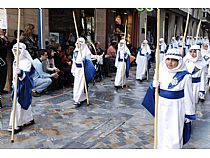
[
  {"xmin": 138, "ymin": 11, "xmax": 147, "ymax": 45},
  {"xmin": 167, "ymin": 13, "xmax": 175, "ymax": 44},
  {"xmin": 160, "ymin": 9, "xmax": 166, "ymax": 39},
  {"xmin": 176, "ymin": 16, "xmax": 183, "ymax": 36},
  {"xmin": 95, "ymin": 9, "xmax": 106, "ymax": 50}
]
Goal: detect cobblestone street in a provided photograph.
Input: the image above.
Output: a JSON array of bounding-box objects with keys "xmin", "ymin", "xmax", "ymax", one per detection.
[{"xmin": 0, "ymin": 66, "xmax": 210, "ymax": 149}]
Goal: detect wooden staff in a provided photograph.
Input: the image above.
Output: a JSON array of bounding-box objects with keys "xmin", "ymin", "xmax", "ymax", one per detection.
[
  {"xmin": 11, "ymin": 8, "xmax": 21, "ymax": 143},
  {"xmin": 181, "ymin": 10, "xmax": 190, "ymax": 56},
  {"xmin": 122, "ymin": 20, "xmax": 127, "ymax": 88},
  {"xmin": 195, "ymin": 20, "xmax": 202, "ymax": 44},
  {"xmin": 72, "ymin": 11, "xmax": 89, "ymax": 105},
  {"xmin": 145, "ymin": 20, "xmax": 149, "ymax": 81},
  {"xmin": 154, "ymin": 8, "xmax": 161, "ymax": 149}
]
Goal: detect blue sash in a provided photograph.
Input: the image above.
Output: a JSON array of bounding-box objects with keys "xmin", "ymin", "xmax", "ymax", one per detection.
[
  {"xmin": 159, "ymin": 89, "xmax": 184, "ymax": 99},
  {"xmin": 118, "ymin": 53, "xmax": 130, "ymax": 78},
  {"xmin": 168, "ymin": 71, "xmax": 190, "ymax": 89},
  {"xmin": 192, "ymin": 77, "xmax": 201, "ymax": 83}
]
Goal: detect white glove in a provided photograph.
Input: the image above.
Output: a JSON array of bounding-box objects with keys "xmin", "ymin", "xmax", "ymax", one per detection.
[
  {"xmin": 199, "ymin": 92, "xmax": 205, "ymax": 99},
  {"xmin": 16, "ymin": 68, "xmax": 22, "ymax": 75},
  {"xmin": 185, "ymin": 118, "xmax": 191, "ymax": 123},
  {"xmin": 153, "ymin": 80, "xmax": 159, "ymax": 88}
]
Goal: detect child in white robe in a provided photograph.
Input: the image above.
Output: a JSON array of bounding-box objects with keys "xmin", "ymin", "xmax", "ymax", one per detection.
[
  {"xmin": 8, "ymin": 43, "xmax": 35, "ymax": 133},
  {"xmin": 71, "ymin": 37, "xmax": 95, "ymax": 106},
  {"xmin": 114, "ymin": 39, "xmax": 130, "ymax": 88},
  {"xmin": 159, "ymin": 38, "xmax": 167, "ymax": 63},
  {"xmin": 143, "ymin": 48, "xmax": 195, "ymax": 149},
  {"xmin": 136, "ymin": 40, "xmax": 151, "ymax": 81},
  {"xmin": 184, "ymin": 45, "xmax": 207, "ymax": 103}
]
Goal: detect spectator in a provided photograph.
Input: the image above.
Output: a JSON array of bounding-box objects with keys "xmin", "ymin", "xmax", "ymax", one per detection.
[
  {"xmin": 32, "ymin": 49, "xmax": 58, "ymax": 97},
  {"xmin": 23, "ymin": 23, "xmax": 39, "ymax": 59},
  {"xmin": 10, "ymin": 29, "xmax": 25, "ymax": 61},
  {"xmin": 104, "ymin": 40, "xmax": 117, "ymax": 77},
  {"xmin": 43, "ymin": 48, "xmax": 64, "ymax": 90},
  {"xmin": 0, "ymin": 28, "xmax": 8, "ymax": 94},
  {"xmin": 52, "ymin": 43, "xmax": 74, "ymax": 87}
]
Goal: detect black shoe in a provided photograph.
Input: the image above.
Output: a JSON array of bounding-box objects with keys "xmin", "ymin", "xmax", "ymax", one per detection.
[
  {"xmin": 23, "ymin": 119, "xmax": 35, "ymax": 127},
  {"xmin": 0, "ymin": 102, "xmax": 2, "ymax": 108},
  {"xmin": 7, "ymin": 126, "xmax": 22, "ymax": 134},
  {"xmin": 74, "ymin": 102, "xmax": 81, "ymax": 108},
  {"xmin": 200, "ymin": 99, "xmax": 205, "ymax": 103},
  {"xmin": 105, "ymin": 75, "xmax": 111, "ymax": 78},
  {"xmin": 114, "ymin": 86, "xmax": 122, "ymax": 89}
]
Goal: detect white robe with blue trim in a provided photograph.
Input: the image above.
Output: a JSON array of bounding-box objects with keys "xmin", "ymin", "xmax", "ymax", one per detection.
[
  {"xmin": 136, "ymin": 45, "xmax": 151, "ymax": 80},
  {"xmin": 157, "ymin": 63, "xmax": 195, "ymax": 149},
  {"xmin": 114, "ymin": 48, "xmax": 130, "ymax": 86},
  {"xmin": 9, "ymin": 54, "xmax": 34, "ymax": 129},
  {"xmin": 71, "ymin": 45, "xmax": 92, "ymax": 103},
  {"xmin": 184, "ymin": 58, "xmax": 206, "ymax": 104}
]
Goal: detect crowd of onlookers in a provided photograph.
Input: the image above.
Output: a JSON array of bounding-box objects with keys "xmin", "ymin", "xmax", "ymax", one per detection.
[{"xmin": 1, "ymin": 23, "xmax": 139, "ymax": 103}]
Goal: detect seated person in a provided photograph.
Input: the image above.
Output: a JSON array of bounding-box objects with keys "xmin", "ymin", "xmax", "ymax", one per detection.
[{"xmin": 32, "ymin": 49, "xmax": 58, "ymax": 96}]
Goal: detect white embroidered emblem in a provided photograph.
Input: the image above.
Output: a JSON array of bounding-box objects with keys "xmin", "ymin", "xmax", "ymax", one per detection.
[{"xmin": 171, "ymin": 77, "xmax": 178, "ymax": 86}]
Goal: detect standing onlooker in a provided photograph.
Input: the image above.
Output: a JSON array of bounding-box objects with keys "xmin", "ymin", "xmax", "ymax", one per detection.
[
  {"xmin": 0, "ymin": 28, "xmax": 8, "ymax": 94},
  {"xmin": 23, "ymin": 23, "xmax": 39, "ymax": 59}
]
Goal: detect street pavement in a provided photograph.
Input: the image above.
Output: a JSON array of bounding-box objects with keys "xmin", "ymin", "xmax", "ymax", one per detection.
[{"xmin": 0, "ymin": 65, "xmax": 210, "ymax": 149}]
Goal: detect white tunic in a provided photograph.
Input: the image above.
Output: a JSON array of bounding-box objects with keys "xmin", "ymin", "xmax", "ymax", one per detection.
[
  {"xmin": 184, "ymin": 59, "xmax": 206, "ymax": 104},
  {"xmin": 9, "ymin": 54, "xmax": 34, "ymax": 129},
  {"xmin": 201, "ymin": 48, "xmax": 210, "ymax": 78},
  {"xmin": 157, "ymin": 63, "xmax": 195, "ymax": 149},
  {"xmin": 136, "ymin": 45, "xmax": 151, "ymax": 80},
  {"xmin": 114, "ymin": 48, "xmax": 130, "ymax": 86},
  {"xmin": 71, "ymin": 46, "xmax": 91, "ymax": 103}
]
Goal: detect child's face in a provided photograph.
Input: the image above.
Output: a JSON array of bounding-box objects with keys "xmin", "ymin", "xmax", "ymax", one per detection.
[
  {"xmin": 190, "ymin": 49, "xmax": 197, "ymax": 58},
  {"xmin": 165, "ymin": 58, "xmax": 179, "ymax": 69},
  {"xmin": 203, "ymin": 44, "xmax": 208, "ymax": 50}
]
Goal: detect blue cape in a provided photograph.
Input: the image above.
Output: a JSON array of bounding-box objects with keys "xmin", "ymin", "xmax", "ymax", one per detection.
[
  {"xmin": 12, "ymin": 67, "xmax": 35, "ymax": 110},
  {"xmin": 84, "ymin": 58, "xmax": 96, "ymax": 83}
]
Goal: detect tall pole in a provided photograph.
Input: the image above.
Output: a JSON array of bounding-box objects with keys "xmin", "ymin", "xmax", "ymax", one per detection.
[
  {"xmin": 145, "ymin": 19, "xmax": 149, "ymax": 81},
  {"xmin": 72, "ymin": 11, "xmax": 89, "ymax": 105},
  {"xmin": 11, "ymin": 8, "xmax": 21, "ymax": 143},
  {"xmin": 122, "ymin": 20, "xmax": 127, "ymax": 88},
  {"xmin": 181, "ymin": 9, "xmax": 190, "ymax": 56},
  {"xmin": 195, "ymin": 20, "xmax": 202, "ymax": 44},
  {"xmin": 154, "ymin": 8, "xmax": 160, "ymax": 149}
]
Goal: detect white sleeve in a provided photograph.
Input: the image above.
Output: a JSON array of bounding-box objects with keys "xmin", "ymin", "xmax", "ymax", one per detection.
[
  {"xmin": 115, "ymin": 51, "xmax": 119, "ymax": 68},
  {"xmin": 184, "ymin": 74, "xmax": 195, "ymax": 116},
  {"xmin": 200, "ymin": 68, "xmax": 206, "ymax": 92}
]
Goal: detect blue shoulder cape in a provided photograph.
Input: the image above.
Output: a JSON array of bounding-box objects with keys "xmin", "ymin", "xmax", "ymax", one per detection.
[
  {"xmin": 84, "ymin": 58, "xmax": 96, "ymax": 84},
  {"xmin": 12, "ymin": 66, "xmax": 35, "ymax": 110},
  {"xmin": 141, "ymin": 71, "xmax": 193, "ymax": 145}
]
